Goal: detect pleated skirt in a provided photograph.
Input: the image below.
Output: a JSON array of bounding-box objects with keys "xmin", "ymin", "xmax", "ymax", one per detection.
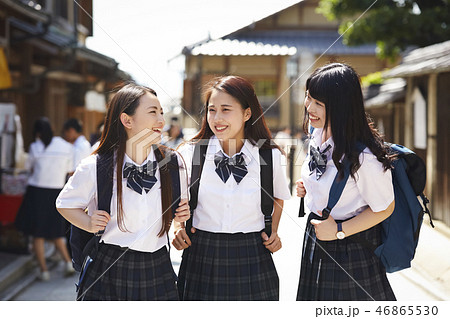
[
  {"xmin": 15, "ymin": 185, "xmax": 68, "ymax": 239},
  {"xmin": 296, "ymin": 213, "xmax": 396, "ymax": 301},
  {"xmin": 77, "ymin": 243, "xmax": 178, "ymax": 301},
  {"xmin": 178, "ymin": 229, "xmax": 279, "ymax": 301}
]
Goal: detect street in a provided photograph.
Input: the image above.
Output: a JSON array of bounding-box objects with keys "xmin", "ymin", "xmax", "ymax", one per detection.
[{"xmin": 11, "ymin": 197, "xmax": 439, "ymax": 301}]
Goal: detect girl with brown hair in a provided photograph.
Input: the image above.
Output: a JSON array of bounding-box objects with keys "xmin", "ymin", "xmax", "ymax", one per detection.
[
  {"xmin": 173, "ymin": 75, "xmax": 291, "ymax": 300},
  {"xmin": 56, "ymin": 83, "xmax": 190, "ymax": 300}
]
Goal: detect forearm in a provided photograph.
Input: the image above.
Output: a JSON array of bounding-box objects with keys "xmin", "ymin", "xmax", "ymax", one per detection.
[
  {"xmin": 342, "ymin": 200, "xmax": 395, "ymax": 237},
  {"xmin": 57, "ymin": 208, "xmax": 92, "ymax": 233},
  {"xmin": 271, "ymin": 198, "xmax": 283, "ymax": 233}
]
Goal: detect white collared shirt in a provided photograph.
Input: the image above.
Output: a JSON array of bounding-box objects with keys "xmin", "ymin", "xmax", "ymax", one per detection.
[
  {"xmin": 179, "ymin": 136, "xmax": 291, "ymax": 233},
  {"xmin": 26, "ymin": 137, "xmax": 74, "ymax": 189},
  {"xmin": 73, "ymin": 135, "xmax": 92, "ymax": 171},
  {"xmin": 301, "ymin": 128, "xmax": 394, "ymax": 221},
  {"xmin": 56, "ymin": 148, "xmax": 187, "ymax": 253}
]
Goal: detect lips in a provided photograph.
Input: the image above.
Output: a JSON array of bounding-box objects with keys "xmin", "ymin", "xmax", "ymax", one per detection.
[
  {"xmin": 215, "ymin": 125, "xmax": 228, "ymax": 132},
  {"xmin": 309, "ymin": 114, "xmax": 319, "ymax": 121},
  {"xmin": 152, "ymin": 128, "xmax": 162, "ymax": 133}
]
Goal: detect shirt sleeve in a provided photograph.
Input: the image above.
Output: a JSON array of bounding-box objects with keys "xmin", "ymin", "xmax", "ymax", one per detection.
[
  {"xmin": 272, "ymin": 148, "xmax": 291, "ymax": 200},
  {"xmin": 25, "ymin": 142, "xmax": 36, "ymax": 171},
  {"xmin": 356, "ymin": 151, "xmax": 395, "ymax": 212},
  {"xmin": 56, "ymin": 155, "xmax": 97, "ymax": 210}
]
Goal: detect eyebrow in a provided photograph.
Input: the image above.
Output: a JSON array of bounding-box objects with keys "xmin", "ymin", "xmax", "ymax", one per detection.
[
  {"xmin": 208, "ymin": 104, "xmax": 233, "ymax": 107},
  {"xmin": 146, "ymin": 105, "xmax": 159, "ymax": 110}
]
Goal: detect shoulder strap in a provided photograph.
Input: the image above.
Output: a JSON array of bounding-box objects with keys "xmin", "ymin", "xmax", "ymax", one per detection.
[
  {"xmin": 259, "ymin": 148, "xmax": 273, "ymax": 237},
  {"xmin": 154, "ymin": 146, "xmax": 181, "ymax": 217},
  {"xmin": 321, "ymin": 142, "xmax": 365, "ymax": 219},
  {"xmin": 186, "ymin": 142, "xmax": 207, "ymax": 236},
  {"xmin": 96, "ymin": 152, "xmax": 114, "ymax": 235}
]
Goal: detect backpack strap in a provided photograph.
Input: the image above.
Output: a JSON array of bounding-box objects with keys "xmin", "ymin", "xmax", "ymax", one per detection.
[
  {"xmin": 259, "ymin": 148, "xmax": 274, "ymax": 237},
  {"xmin": 320, "ymin": 142, "xmax": 366, "ymax": 220},
  {"xmin": 186, "ymin": 142, "xmax": 208, "ymax": 237},
  {"xmin": 153, "ymin": 145, "xmax": 181, "ymax": 217},
  {"xmin": 299, "ymin": 126, "xmax": 316, "ymax": 217},
  {"xmin": 96, "ymin": 152, "xmax": 114, "ymax": 232}
]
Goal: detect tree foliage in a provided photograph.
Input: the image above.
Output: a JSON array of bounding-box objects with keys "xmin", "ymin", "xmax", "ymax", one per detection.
[{"xmin": 318, "ymin": 0, "xmax": 450, "ymax": 59}]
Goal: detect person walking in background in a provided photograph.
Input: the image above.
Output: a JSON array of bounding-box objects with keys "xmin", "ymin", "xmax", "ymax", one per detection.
[
  {"xmin": 163, "ymin": 118, "xmax": 184, "ymax": 149},
  {"xmin": 173, "ymin": 75, "xmax": 291, "ymax": 300},
  {"xmin": 56, "ymin": 83, "xmax": 190, "ymax": 301},
  {"xmin": 295, "ymin": 63, "xmax": 396, "ymax": 301},
  {"xmin": 62, "ymin": 118, "xmax": 92, "ymax": 171},
  {"xmin": 15, "ymin": 117, "xmax": 75, "ymax": 281}
]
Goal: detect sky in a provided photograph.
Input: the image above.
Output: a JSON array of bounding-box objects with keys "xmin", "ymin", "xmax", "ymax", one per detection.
[{"xmin": 85, "ymin": 0, "xmax": 301, "ymax": 109}]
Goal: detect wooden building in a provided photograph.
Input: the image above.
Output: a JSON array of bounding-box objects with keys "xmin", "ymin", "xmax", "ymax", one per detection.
[
  {"xmin": 181, "ymin": 0, "xmax": 393, "ymax": 132},
  {"xmin": 367, "ymin": 40, "xmax": 450, "ymax": 227},
  {"xmin": 0, "ymin": 0, "xmax": 130, "ymax": 151}
]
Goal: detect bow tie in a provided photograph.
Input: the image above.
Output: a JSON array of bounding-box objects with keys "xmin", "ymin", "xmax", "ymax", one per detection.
[
  {"xmin": 214, "ymin": 152, "xmax": 248, "ymax": 184},
  {"xmin": 123, "ymin": 160, "xmax": 158, "ymax": 194},
  {"xmin": 308, "ymin": 144, "xmax": 331, "ymax": 180}
]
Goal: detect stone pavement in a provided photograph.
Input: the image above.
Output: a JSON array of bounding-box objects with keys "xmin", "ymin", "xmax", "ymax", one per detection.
[{"xmin": 1, "ymin": 197, "xmax": 449, "ymax": 301}]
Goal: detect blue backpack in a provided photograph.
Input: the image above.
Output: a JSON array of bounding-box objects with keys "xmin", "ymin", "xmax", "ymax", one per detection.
[{"xmin": 300, "ymin": 142, "xmax": 434, "ymax": 273}]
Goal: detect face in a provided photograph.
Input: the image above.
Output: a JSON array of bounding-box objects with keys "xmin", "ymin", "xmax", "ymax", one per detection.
[
  {"xmin": 207, "ymin": 89, "xmax": 251, "ymax": 143},
  {"xmin": 122, "ymin": 92, "xmax": 165, "ymax": 143},
  {"xmin": 63, "ymin": 128, "xmax": 78, "ymax": 144},
  {"xmin": 304, "ymin": 90, "xmax": 326, "ymax": 129}
]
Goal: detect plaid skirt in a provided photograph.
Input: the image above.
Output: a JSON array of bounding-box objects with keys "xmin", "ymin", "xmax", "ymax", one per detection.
[
  {"xmin": 296, "ymin": 213, "xmax": 396, "ymax": 301},
  {"xmin": 15, "ymin": 186, "xmax": 69, "ymax": 239},
  {"xmin": 177, "ymin": 229, "xmax": 279, "ymax": 301},
  {"xmin": 77, "ymin": 243, "xmax": 178, "ymax": 301}
]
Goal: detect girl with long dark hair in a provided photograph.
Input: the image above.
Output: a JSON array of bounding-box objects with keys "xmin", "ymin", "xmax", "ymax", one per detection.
[
  {"xmin": 15, "ymin": 117, "xmax": 75, "ymax": 280},
  {"xmin": 295, "ymin": 63, "xmax": 396, "ymax": 300},
  {"xmin": 56, "ymin": 83, "xmax": 190, "ymax": 300},
  {"xmin": 173, "ymin": 75, "xmax": 291, "ymax": 300}
]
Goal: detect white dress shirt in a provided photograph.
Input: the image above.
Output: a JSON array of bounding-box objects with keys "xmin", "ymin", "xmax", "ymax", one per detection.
[
  {"xmin": 26, "ymin": 137, "xmax": 74, "ymax": 189},
  {"xmin": 73, "ymin": 135, "xmax": 92, "ymax": 171},
  {"xmin": 56, "ymin": 148, "xmax": 187, "ymax": 252},
  {"xmin": 301, "ymin": 128, "xmax": 394, "ymax": 221},
  {"xmin": 179, "ymin": 136, "xmax": 291, "ymax": 234}
]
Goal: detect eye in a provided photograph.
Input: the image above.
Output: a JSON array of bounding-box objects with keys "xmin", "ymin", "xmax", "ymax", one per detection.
[
  {"xmin": 208, "ymin": 108, "xmax": 216, "ymax": 113},
  {"xmin": 149, "ymin": 110, "xmax": 156, "ymax": 114},
  {"xmin": 223, "ymin": 108, "xmax": 230, "ymax": 112}
]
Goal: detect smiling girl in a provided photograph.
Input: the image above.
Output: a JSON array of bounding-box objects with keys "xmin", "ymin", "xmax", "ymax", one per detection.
[
  {"xmin": 56, "ymin": 83, "xmax": 190, "ymax": 300},
  {"xmin": 295, "ymin": 63, "xmax": 396, "ymax": 301},
  {"xmin": 173, "ymin": 75, "xmax": 291, "ymax": 300}
]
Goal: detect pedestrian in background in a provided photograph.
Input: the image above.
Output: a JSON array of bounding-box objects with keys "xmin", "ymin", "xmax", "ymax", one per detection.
[
  {"xmin": 15, "ymin": 117, "xmax": 75, "ymax": 281},
  {"xmin": 56, "ymin": 83, "xmax": 190, "ymax": 301},
  {"xmin": 63, "ymin": 118, "xmax": 92, "ymax": 171},
  {"xmin": 173, "ymin": 75, "xmax": 291, "ymax": 300},
  {"xmin": 164, "ymin": 119, "xmax": 184, "ymax": 149},
  {"xmin": 295, "ymin": 63, "xmax": 396, "ymax": 301}
]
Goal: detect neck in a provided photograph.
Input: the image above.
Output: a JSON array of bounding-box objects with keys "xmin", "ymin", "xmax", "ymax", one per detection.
[
  {"xmin": 220, "ymin": 138, "xmax": 245, "ymax": 157},
  {"xmin": 125, "ymin": 140, "xmax": 153, "ymax": 165},
  {"xmin": 322, "ymin": 126, "xmax": 332, "ymax": 144}
]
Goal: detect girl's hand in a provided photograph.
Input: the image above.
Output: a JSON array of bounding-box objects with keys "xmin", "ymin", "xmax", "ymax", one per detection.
[
  {"xmin": 296, "ymin": 179, "xmax": 306, "ymax": 197},
  {"xmin": 172, "ymin": 226, "xmax": 196, "ymax": 250},
  {"xmin": 310, "ymin": 211, "xmax": 338, "ymax": 241},
  {"xmin": 174, "ymin": 199, "xmax": 190, "ymax": 223},
  {"xmin": 88, "ymin": 210, "xmax": 111, "ymax": 233},
  {"xmin": 261, "ymin": 231, "xmax": 282, "ymax": 253}
]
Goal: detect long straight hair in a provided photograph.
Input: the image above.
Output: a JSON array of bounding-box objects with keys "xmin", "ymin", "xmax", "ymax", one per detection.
[
  {"xmin": 302, "ymin": 63, "xmax": 393, "ymax": 179},
  {"xmin": 95, "ymin": 83, "xmax": 173, "ymax": 236},
  {"xmin": 191, "ymin": 75, "xmax": 280, "ymax": 152},
  {"xmin": 33, "ymin": 117, "xmax": 53, "ymax": 148}
]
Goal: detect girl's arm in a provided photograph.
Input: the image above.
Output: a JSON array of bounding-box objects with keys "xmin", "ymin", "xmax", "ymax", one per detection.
[
  {"xmin": 57, "ymin": 208, "xmax": 110, "ymax": 234},
  {"xmin": 262, "ymin": 197, "xmax": 283, "ymax": 253},
  {"xmin": 311, "ymin": 200, "xmax": 395, "ymax": 241}
]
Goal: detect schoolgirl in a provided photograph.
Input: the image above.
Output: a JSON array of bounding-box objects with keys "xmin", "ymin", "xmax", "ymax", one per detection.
[
  {"xmin": 15, "ymin": 117, "xmax": 75, "ymax": 281},
  {"xmin": 56, "ymin": 83, "xmax": 190, "ymax": 301},
  {"xmin": 173, "ymin": 75, "xmax": 291, "ymax": 301},
  {"xmin": 295, "ymin": 63, "xmax": 396, "ymax": 301}
]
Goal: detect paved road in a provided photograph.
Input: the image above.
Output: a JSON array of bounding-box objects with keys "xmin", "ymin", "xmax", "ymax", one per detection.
[{"xmin": 13, "ymin": 198, "xmax": 438, "ymax": 301}]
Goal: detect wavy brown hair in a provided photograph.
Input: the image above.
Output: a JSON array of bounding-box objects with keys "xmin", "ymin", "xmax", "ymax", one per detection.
[
  {"xmin": 302, "ymin": 63, "xmax": 393, "ymax": 179},
  {"xmin": 94, "ymin": 83, "xmax": 173, "ymax": 237},
  {"xmin": 190, "ymin": 75, "xmax": 281, "ymax": 152}
]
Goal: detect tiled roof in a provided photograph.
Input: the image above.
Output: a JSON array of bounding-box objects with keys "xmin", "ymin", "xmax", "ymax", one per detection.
[
  {"xmin": 184, "ymin": 30, "xmax": 377, "ymax": 56},
  {"xmin": 384, "ymin": 40, "xmax": 450, "ymax": 77}
]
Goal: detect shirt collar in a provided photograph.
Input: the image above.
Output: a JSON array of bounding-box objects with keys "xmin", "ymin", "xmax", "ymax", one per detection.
[
  {"xmin": 209, "ymin": 135, "xmax": 254, "ymax": 165},
  {"xmin": 310, "ymin": 127, "xmax": 334, "ymax": 153},
  {"xmin": 123, "ymin": 146, "xmax": 156, "ymax": 167}
]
